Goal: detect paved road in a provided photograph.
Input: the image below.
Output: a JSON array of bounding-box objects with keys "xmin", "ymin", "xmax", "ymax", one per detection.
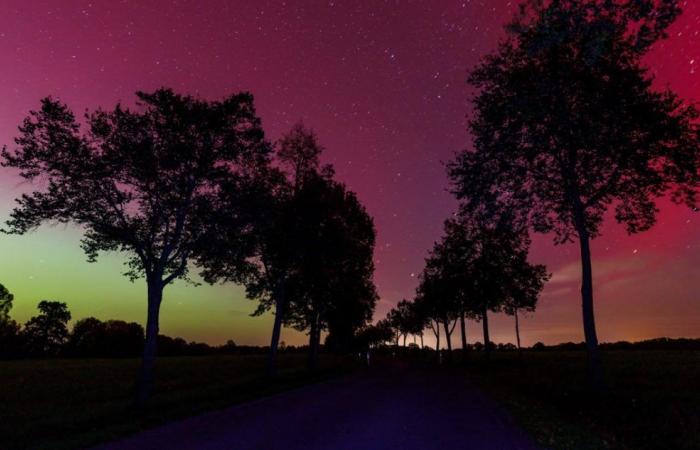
[{"xmin": 98, "ymin": 366, "xmax": 538, "ymax": 450}]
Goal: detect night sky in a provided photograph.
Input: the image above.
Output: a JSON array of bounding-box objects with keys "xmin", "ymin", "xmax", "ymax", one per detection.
[{"xmin": 0, "ymin": 0, "xmax": 698, "ymax": 346}]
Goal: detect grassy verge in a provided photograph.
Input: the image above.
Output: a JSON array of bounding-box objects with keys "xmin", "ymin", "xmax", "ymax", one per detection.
[
  {"xmin": 462, "ymin": 350, "xmax": 700, "ymax": 450},
  {"xmin": 0, "ymin": 353, "xmax": 356, "ymax": 450}
]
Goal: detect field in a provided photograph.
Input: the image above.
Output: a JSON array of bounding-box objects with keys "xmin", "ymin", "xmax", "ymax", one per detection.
[
  {"xmin": 0, "ymin": 353, "xmax": 355, "ymax": 450},
  {"xmin": 463, "ymin": 350, "xmax": 700, "ymax": 450}
]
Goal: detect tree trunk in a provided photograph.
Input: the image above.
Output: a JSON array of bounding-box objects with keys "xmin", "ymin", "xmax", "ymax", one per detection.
[
  {"xmin": 514, "ymin": 308, "xmax": 521, "ymax": 350},
  {"xmin": 460, "ymin": 309, "xmax": 468, "ymax": 363},
  {"xmin": 432, "ymin": 321, "xmax": 440, "ymax": 363},
  {"xmin": 482, "ymin": 308, "xmax": 491, "ymax": 360},
  {"xmin": 267, "ymin": 283, "xmax": 286, "ymax": 377},
  {"xmin": 573, "ymin": 202, "xmax": 603, "ymax": 387},
  {"xmin": 308, "ymin": 311, "xmax": 321, "ymax": 370},
  {"xmin": 420, "ymin": 333, "xmax": 424, "ymax": 349},
  {"xmin": 443, "ymin": 320, "xmax": 453, "ymax": 362},
  {"xmin": 136, "ymin": 279, "xmax": 163, "ymax": 407},
  {"xmin": 403, "ymin": 333, "xmax": 407, "ymax": 347}
]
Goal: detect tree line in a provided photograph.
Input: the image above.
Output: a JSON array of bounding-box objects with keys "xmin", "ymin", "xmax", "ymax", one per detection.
[
  {"xmin": 0, "ymin": 292, "xmax": 312, "ymax": 359},
  {"xmin": 1, "ymin": 93, "xmax": 377, "ymax": 406}
]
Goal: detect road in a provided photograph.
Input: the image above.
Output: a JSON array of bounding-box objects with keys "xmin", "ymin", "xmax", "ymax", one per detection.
[{"xmin": 98, "ymin": 365, "xmax": 539, "ymax": 450}]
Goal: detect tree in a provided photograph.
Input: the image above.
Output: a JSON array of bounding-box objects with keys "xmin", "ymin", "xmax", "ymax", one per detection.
[
  {"xmin": 201, "ymin": 123, "xmax": 376, "ymax": 373},
  {"xmin": 462, "ymin": 210, "xmax": 548, "ymax": 359},
  {"xmin": 2, "ymin": 89, "xmax": 270, "ymax": 404},
  {"xmin": 240, "ymin": 123, "xmax": 322, "ymax": 374},
  {"xmin": 0, "ymin": 318, "xmax": 22, "ymax": 359},
  {"xmin": 432, "ymin": 219, "xmax": 480, "ymax": 362},
  {"xmin": 388, "ymin": 299, "xmax": 414, "ymax": 347},
  {"xmin": 69, "ymin": 317, "xmax": 106, "ymax": 357},
  {"xmin": 416, "ymin": 256, "xmax": 460, "ymax": 362},
  {"xmin": 449, "ymin": 0, "xmax": 698, "ymax": 384},
  {"xmin": 503, "ymin": 259, "xmax": 550, "ymax": 350},
  {"xmin": 352, "ymin": 319, "xmax": 394, "ymax": 351},
  {"xmin": 0, "ymin": 285, "xmax": 22, "ymax": 359},
  {"xmin": 0, "ymin": 283, "xmax": 14, "ymax": 323},
  {"xmin": 406, "ymin": 300, "xmax": 427, "ymax": 349},
  {"xmin": 284, "ymin": 172, "xmax": 377, "ymax": 369},
  {"xmin": 199, "ymin": 158, "xmax": 290, "ymax": 376},
  {"xmin": 23, "ymin": 301, "xmax": 71, "ymax": 356},
  {"xmin": 68, "ymin": 318, "xmax": 144, "ymax": 357}
]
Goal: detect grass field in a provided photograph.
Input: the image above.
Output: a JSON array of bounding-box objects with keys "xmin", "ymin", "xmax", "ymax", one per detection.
[
  {"xmin": 0, "ymin": 353, "xmax": 356, "ymax": 450},
  {"xmin": 463, "ymin": 350, "xmax": 700, "ymax": 450}
]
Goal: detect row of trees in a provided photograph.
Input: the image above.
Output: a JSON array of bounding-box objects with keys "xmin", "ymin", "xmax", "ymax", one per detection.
[
  {"xmin": 381, "ymin": 0, "xmax": 700, "ymax": 391},
  {"xmin": 446, "ymin": 0, "xmax": 699, "ymax": 387},
  {"xmin": 0, "ymin": 294, "xmax": 145, "ymax": 358},
  {"xmin": 386, "ymin": 210, "xmax": 549, "ymax": 362},
  {"xmin": 1, "ymin": 92, "xmax": 377, "ymax": 405}
]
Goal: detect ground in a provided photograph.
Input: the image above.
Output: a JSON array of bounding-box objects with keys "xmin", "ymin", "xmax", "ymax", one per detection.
[
  {"xmin": 2, "ymin": 350, "xmax": 698, "ymax": 449},
  {"xmin": 0, "ymin": 354, "xmax": 352, "ymax": 450}
]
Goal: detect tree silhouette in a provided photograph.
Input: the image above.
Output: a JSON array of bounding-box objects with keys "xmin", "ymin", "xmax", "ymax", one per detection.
[
  {"xmin": 23, "ymin": 300, "xmax": 71, "ymax": 356},
  {"xmin": 199, "ymin": 155, "xmax": 289, "ymax": 376},
  {"xmin": 388, "ymin": 299, "xmax": 414, "ymax": 347},
  {"xmin": 449, "ymin": 0, "xmax": 698, "ymax": 384},
  {"xmin": 201, "ymin": 123, "xmax": 376, "ymax": 372},
  {"xmin": 0, "ymin": 283, "xmax": 14, "ymax": 323},
  {"xmin": 283, "ymin": 172, "xmax": 377, "ymax": 369},
  {"xmin": 453, "ymin": 209, "xmax": 547, "ymax": 359},
  {"xmin": 0, "ymin": 284, "xmax": 22, "ymax": 359},
  {"xmin": 69, "ymin": 317, "xmax": 144, "ymax": 357},
  {"xmin": 2, "ymin": 89, "xmax": 270, "ymax": 404},
  {"xmin": 355, "ymin": 319, "xmax": 395, "ymax": 351},
  {"xmin": 412, "ymin": 294, "xmax": 442, "ymax": 354},
  {"xmin": 416, "ymin": 257, "xmax": 459, "ymax": 361},
  {"xmin": 69, "ymin": 317, "xmax": 105, "ymax": 357},
  {"xmin": 502, "ymin": 258, "xmax": 549, "ymax": 351}
]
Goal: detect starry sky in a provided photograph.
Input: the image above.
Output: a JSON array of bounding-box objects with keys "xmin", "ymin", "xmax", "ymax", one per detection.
[{"xmin": 0, "ymin": 0, "xmax": 698, "ymax": 347}]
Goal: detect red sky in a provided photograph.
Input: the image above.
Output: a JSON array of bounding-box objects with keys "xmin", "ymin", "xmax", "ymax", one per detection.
[{"xmin": 0, "ymin": 0, "xmax": 698, "ymax": 346}]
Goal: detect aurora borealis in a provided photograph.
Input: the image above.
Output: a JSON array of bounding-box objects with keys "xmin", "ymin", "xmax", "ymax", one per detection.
[{"xmin": 0, "ymin": 0, "xmax": 698, "ymax": 346}]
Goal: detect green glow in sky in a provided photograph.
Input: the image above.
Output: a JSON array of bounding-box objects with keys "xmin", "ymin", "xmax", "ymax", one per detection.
[{"xmin": 0, "ymin": 222, "xmax": 308, "ymax": 346}]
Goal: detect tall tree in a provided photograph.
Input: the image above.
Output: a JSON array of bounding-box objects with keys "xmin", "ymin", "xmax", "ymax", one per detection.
[
  {"xmin": 449, "ymin": 0, "xmax": 698, "ymax": 383},
  {"xmin": 284, "ymin": 172, "xmax": 377, "ymax": 369},
  {"xmin": 416, "ymin": 253, "xmax": 460, "ymax": 362},
  {"xmin": 200, "ymin": 123, "xmax": 375, "ymax": 373},
  {"xmin": 23, "ymin": 300, "xmax": 71, "ymax": 356},
  {"xmin": 388, "ymin": 299, "xmax": 414, "ymax": 347},
  {"xmin": 199, "ymin": 162, "xmax": 291, "ymax": 376},
  {"xmin": 2, "ymin": 89, "xmax": 270, "ymax": 404}
]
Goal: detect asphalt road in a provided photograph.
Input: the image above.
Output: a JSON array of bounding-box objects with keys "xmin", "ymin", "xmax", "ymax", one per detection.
[{"xmin": 98, "ymin": 366, "xmax": 539, "ymax": 450}]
